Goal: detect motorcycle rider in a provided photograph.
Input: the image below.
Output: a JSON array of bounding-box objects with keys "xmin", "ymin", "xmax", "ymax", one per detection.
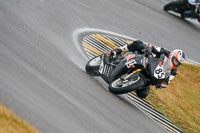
[
  {"xmin": 182, "ymin": 0, "xmax": 200, "ymax": 22},
  {"xmin": 109, "ymin": 40, "xmax": 186, "ymax": 99}
]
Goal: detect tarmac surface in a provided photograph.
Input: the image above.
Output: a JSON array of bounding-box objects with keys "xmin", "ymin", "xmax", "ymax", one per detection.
[{"xmin": 0, "ymin": 0, "xmax": 199, "ymax": 132}]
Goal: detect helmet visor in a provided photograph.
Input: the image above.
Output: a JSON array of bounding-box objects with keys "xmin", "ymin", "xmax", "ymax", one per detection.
[{"xmin": 172, "ymin": 57, "xmax": 181, "ymax": 67}]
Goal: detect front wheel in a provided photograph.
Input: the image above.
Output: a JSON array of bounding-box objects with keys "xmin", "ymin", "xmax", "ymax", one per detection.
[
  {"xmin": 85, "ymin": 55, "xmax": 102, "ymax": 76},
  {"xmin": 108, "ymin": 73, "xmax": 146, "ymax": 94},
  {"xmin": 163, "ymin": 1, "xmax": 181, "ymax": 11}
]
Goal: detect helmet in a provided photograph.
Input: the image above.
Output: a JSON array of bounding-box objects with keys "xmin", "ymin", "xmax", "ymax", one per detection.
[{"xmin": 169, "ymin": 49, "xmax": 186, "ymax": 67}]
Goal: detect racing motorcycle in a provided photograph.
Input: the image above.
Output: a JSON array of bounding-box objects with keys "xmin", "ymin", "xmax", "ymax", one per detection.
[
  {"xmin": 85, "ymin": 51, "xmax": 172, "ymax": 94},
  {"xmin": 164, "ymin": 0, "xmax": 200, "ymax": 20}
]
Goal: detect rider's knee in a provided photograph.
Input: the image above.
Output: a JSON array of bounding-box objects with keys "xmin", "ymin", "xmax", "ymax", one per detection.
[{"xmin": 136, "ymin": 86, "xmax": 150, "ymax": 99}]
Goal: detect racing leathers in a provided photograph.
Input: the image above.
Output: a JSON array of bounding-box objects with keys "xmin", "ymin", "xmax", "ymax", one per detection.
[{"xmin": 109, "ymin": 40, "xmax": 178, "ymax": 98}]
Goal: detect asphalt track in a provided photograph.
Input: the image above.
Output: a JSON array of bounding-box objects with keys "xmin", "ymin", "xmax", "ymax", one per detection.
[{"xmin": 0, "ymin": 0, "xmax": 199, "ymax": 133}]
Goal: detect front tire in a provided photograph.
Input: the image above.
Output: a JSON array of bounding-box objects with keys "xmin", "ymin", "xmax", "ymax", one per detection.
[
  {"xmin": 85, "ymin": 55, "xmax": 102, "ymax": 76},
  {"xmin": 108, "ymin": 73, "xmax": 146, "ymax": 94},
  {"xmin": 163, "ymin": 1, "xmax": 180, "ymax": 11}
]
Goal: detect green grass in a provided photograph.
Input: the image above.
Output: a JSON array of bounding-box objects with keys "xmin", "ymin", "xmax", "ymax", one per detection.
[{"xmin": 147, "ymin": 63, "xmax": 200, "ymax": 133}]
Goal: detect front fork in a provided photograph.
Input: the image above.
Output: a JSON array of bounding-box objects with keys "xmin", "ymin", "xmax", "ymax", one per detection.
[{"xmin": 123, "ymin": 69, "xmax": 143, "ymax": 80}]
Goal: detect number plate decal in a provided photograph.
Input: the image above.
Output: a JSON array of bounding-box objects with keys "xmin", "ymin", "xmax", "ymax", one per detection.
[{"xmin": 154, "ymin": 65, "xmax": 166, "ymax": 79}]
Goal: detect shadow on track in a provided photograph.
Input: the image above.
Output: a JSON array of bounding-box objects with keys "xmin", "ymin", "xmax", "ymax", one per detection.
[{"xmin": 164, "ymin": 11, "xmax": 200, "ymax": 32}]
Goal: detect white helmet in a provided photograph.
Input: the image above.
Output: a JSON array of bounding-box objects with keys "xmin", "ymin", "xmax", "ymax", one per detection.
[{"xmin": 169, "ymin": 49, "xmax": 186, "ymax": 67}]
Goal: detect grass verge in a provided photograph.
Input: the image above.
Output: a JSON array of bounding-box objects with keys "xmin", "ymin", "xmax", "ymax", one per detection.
[
  {"xmin": 147, "ymin": 63, "xmax": 200, "ymax": 133},
  {"xmin": 0, "ymin": 104, "xmax": 39, "ymax": 133}
]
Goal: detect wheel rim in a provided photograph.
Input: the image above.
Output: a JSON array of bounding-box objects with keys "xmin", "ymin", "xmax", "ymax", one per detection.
[{"xmin": 111, "ymin": 75, "xmax": 140, "ymax": 89}]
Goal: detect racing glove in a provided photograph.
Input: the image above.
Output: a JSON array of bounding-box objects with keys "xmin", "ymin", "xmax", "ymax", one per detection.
[
  {"xmin": 156, "ymin": 83, "xmax": 168, "ymax": 89},
  {"xmin": 141, "ymin": 48, "xmax": 152, "ymax": 57},
  {"xmin": 155, "ymin": 75, "xmax": 175, "ymax": 89},
  {"xmin": 109, "ymin": 48, "xmax": 122, "ymax": 57}
]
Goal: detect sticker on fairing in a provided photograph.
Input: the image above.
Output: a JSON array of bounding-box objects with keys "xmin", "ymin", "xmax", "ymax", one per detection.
[
  {"xmin": 154, "ymin": 65, "xmax": 166, "ymax": 79},
  {"xmin": 125, "ymin": 59, "xmax": 137, "ymax": 68},
  {"xmin": 99, "ymin": 61, "xmax": 104, "ymax": 74}
]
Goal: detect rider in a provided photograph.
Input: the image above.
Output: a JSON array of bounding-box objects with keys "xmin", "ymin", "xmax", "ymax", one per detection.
[
  {"xmin": 183, "ymin": 0, "xmax": 200, "ymax": 22},
  {"xmin": 109, "ymin": 40, "xmax": 186, "ymax": 99}
]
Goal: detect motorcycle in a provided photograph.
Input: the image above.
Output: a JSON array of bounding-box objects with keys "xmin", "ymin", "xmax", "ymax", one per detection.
[
  {"xmin": 164, "ymin": 0, "xmax": 200, "ymax": 21},
  {"xmin": 85, "ymin": 51, "xmax": 172, "ymax": 94}
]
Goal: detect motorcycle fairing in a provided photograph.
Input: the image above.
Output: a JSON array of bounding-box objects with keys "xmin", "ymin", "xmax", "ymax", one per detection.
[
  {"xmin": 147, "ymin": 54, "xmax": 172, "ymax": 85},
  {"xmin": 125, "ymin": 54, "xmax": 148, "ymax": 69},
  {"xmin": 98, "ymin": 55, "xmax": 114, "ymax": 83}
]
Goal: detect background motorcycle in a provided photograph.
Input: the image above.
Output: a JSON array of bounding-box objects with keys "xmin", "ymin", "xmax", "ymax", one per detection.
[
  {"xmin": 164, "ymin": 0, "xmax": 200, "ymax": 20},
  {"xmin": 85, "ymin": 51, "xmax": 172, "ymax": 94}
]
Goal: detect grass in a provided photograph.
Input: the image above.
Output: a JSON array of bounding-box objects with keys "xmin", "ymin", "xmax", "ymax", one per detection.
[
  {"xmin": 147, "ymin": 63, "xmax": 200, "ymax": 133},
  {"xmin": 0, "ymin": 104, "xmax": 39, "ymax": 133}
]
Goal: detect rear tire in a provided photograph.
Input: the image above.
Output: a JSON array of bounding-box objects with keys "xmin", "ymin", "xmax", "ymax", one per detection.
[
  {"xmin": 85, "ymin": 55, "xmax": 102, "ymax": 76},
  {"xmin": 108, "ymin": 73, "xmax": 146, "ymax": 94}
]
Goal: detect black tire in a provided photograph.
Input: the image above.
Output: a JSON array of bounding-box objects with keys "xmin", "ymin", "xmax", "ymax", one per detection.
[
  {"xmin": 163, "ymin": 1, "xmax": 180, "ymax": 11},
  {"xmin": 108, "ymin": 73, "xmax": 146, "ymax": 94},
  {"xmin": 85, "ymin": 55, "xmax": 102, "ymax": 76}
]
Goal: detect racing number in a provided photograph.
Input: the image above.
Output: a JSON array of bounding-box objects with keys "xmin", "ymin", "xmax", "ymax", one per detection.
[
  {"xmin": 154, "ymin": 65, "xmax": 165, "ymax": 79},
  {"xmin": 155, "ymin": 68, "xmax": 165, "ymax": 79}
]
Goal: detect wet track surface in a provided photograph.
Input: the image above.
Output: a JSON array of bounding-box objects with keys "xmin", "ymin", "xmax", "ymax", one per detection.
[{"xmin": 0, "ymin": 0, "xmax": 199, "ymax": 133}]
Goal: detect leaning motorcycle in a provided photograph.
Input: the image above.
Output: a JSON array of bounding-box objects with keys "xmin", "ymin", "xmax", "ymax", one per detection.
[
  {"xmin": 85, "ymin": 51, "xmax": 172, "ymax": 94},
  {"xmin": 164, "ymin": 0, "xmax": 200, "ymax": 20}
]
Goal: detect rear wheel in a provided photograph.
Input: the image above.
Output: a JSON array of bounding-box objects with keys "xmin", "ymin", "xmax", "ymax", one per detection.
[
  {"xmin": 108, "ymin": 73, "xmax": 146, "ymax": 94},
  {"xmin": 85, "ymin": 55, "xmax": 102, "ymax": 76}
]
